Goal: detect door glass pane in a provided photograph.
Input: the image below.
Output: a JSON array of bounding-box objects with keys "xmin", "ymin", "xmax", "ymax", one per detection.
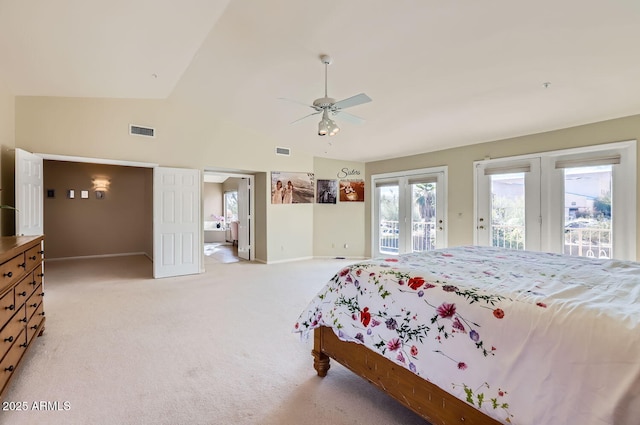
[
  {"xmin": 563, "ymin": 165, "xmax": 612, "ymax": 258},
  {"xmin": 411, "ymin": 182, "xmax": 437, "ymax": 252},
  {"xmin": 224, "ymin": 191, "xmax": 238, "ymax": 225},
  {"xmin": 378, "ymin": 185, "xmax": 399, "ymax": 254},
  {"xmin": 491, "ymin": 173, "xmax": 525, "ymax": 250}
]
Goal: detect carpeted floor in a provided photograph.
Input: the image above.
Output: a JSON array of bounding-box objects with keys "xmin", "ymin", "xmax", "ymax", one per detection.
[{"xmin": 1, "ymin": 255, "xmax": 427, "ymax": 425}]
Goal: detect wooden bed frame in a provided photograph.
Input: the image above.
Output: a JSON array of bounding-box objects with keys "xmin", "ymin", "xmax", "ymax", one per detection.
[{"xmin": 312, "ymin": 326, "xmax": 502, "ymax": 425}]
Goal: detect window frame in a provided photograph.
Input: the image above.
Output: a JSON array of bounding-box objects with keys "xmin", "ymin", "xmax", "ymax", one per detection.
[{"xmin": 473, "ymin": 140, "xmax": 636, "ymax": 260}]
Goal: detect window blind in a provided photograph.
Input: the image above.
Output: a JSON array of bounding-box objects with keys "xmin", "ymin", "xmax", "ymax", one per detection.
[{"xmin": 555, "ymin": 154, "xmax": 621, "ymax": 169}]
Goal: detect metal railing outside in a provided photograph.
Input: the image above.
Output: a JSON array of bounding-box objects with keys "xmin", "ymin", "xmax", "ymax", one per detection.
[
  {"xmin": 379, "ymin": 220, "xmax": 436, "ymax": 254},
  {"xmin": 564, "ymin": 227, "xmax": 611, "ymax": 259}
]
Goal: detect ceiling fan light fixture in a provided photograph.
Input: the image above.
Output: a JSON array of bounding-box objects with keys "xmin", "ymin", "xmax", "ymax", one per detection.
[{"xmin": 318, "ymin": 119, "xmax": 328, "ymax": 136}]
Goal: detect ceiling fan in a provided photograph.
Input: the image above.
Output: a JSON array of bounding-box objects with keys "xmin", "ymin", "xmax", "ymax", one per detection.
[{"xmin": 280, "ymin": 55, "xmax": 372, "ymax": 136}]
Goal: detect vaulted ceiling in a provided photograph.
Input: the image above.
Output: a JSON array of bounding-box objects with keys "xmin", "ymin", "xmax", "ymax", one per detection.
[{"xmin": 2, "ymin": 0, "xmax": 640, "ymax": 162}]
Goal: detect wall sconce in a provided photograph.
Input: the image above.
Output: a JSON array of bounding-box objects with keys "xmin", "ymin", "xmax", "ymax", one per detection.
[{"xmin": 92, "ymin": 176, "xmax": 111, "ymax": 192}]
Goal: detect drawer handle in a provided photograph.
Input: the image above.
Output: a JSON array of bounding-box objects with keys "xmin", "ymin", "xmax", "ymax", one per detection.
[
  {"xmin": 18, "ymin": 262, "xmax": 26, "ymax": 268},
  {"xmin": 4, "ymin": 336, "xmax": 13, "ymax": 343},
  {"xmin": 30, "ymin": 303, "xmax": 38, "ymax": 308},
  {"xmin": 29, "ymin": 255, "xmax": 37, "ymax": 260},
  {"xmin": 3, "ymin": 272, "xmax": 12, "ymax": 278},
  {"xmin": 38, "ymin": 273, "xmax": 45, "ymax": 277},
  {"xmin": 5, "ymin": 365, "xmax": 14, "ymax": 372},
  {"xmin": 17, "ymin": 291, "xmax": 27, "ymax": 297},
  {"xmin": 30, "ymin": 325, "xmax": 38, "ymax": 330},
  {"xmin": 39, "ymin": 292, "xmax": 45, "ymax": 297},
  {"xmin": 4, "ymin": 304, "xmax": 14, "ymax": 311},
  {"xmin": 19, "ymin": 317, "xmax": 27, "ymax": 323},
  {"xmin": 20, "ymin": 342, "xmax": 27, "ymax": 348},
  {"xmin": 39, "ymin": 312, "xmax": 45, "ymax": 316},
  {"xmin": 30, "ymin": 280, "xmax": 37, "ymax": 286},
  {"xmin": 38, "ymin": 250, "xmax": 44, "ymax": 255}
]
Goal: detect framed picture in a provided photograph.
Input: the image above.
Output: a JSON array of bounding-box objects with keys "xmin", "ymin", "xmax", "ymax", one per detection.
[
  {"xmin": 316, "ymin": 179, "xmax": 337, "ymax": 204},
  {"xmin": 271, "ymin": 171, "xmax": 315, "ymax": 204},
  {"xmin": 339, "ymin": 179, "xmax": 365, "ymax": 202},
  {"xmin": 81, "ymin": 190, "xmax": 89, "ymax": 199},
  {"xmin": 96, "ymin": 191, "xmax": 105, "ymax": 199},
  {"xmin": 46, "ymin": 189, "xmax": 55, "ymax": 198}
]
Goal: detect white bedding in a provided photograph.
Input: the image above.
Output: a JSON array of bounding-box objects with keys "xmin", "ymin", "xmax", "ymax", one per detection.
[{"xmin": 294, "ymin": 246, "xmax": 640, "ymax": 424}]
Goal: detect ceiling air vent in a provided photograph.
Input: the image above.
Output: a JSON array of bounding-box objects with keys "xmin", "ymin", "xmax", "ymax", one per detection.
[
  {"xmin": 129, "ymin": 124, "xmax": 156, "ymax": 138},
  {"xmin": 275, "ymin": 146, "xmax": 291, "ymax": 156}
]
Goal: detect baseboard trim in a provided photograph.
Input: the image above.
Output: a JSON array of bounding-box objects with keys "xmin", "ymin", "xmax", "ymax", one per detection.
[{"xmin": 47, "ymin": 252, "xmax": 151, "ymax": 262}]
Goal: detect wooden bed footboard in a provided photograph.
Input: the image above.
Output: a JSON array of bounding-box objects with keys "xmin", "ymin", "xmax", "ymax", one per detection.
[{"xmin": 312, "ymin": 326, "xmax": 502, "ymax": 425}]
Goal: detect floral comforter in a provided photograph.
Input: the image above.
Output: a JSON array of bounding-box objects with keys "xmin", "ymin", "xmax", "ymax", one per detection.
[{"xmin": 293, "ymin": 246, "xmax": 640, "ymax": 425}]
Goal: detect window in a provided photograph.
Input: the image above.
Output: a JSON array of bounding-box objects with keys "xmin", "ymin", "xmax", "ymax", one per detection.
[
  {"xmin": 474, "ymin": 141, "xmax": 636, "ymax": 260},
  {"xmin": 372, "ymin": 167, "xmax": 447, "ymax": 256},
  {"xmin": 224, "ymin": 191, "xmax": 238, "ymax": 225}
]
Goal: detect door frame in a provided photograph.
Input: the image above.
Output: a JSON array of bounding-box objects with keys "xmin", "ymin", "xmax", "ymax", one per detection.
[
  {"xmin": 371, "ymin": 166, "xmax": 448, "ymax": 256},
  {"xmin": 202, "ymin": 169, "xmax": 255, "ymax": 263}
]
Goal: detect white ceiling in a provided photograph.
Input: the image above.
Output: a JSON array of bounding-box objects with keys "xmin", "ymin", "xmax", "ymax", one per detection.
[{"xmin": 2, "ymin": 0, "xmax": 640, "ymax": 162}]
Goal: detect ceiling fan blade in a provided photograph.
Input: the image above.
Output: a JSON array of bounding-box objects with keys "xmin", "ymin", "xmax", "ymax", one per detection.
[
  {"xmin": 334, "ymin": 110, "xmax": 366, "ymax": 125},
  {"xmin": 333, "ymin": 93, "xmax": 372, "ymax": 110},
  {"xmin": 290, "ymin": 111, "xmax": 321, "ymax": 124},
  {"xmin": 278, "ymin": 97, "xmax": 321, "ymax": 111}
]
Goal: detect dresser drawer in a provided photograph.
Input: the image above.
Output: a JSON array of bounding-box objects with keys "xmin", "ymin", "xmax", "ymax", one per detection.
[
  {"xmin": 0, "ymin": 254, "xmax": 26, "ymax": 289},
  {"xmin": 25, "ymin": 244, "xmax": 44, "ymax": 271},
  {"xmin": 0, "ymin": 288, "xmax": 14, "ymax": 315},
  {"xmin": 0, "ymin": 305, "xmax": 26, "ymax": 362},
  {"xmin": 0, "ymin": 331, "xmax": 26, "ymax": 394},
  {"xmin": 32, "ymin": 263, "xmax": 44, "ymax": 291},
  {"xmin": 26, "ymin": 303, "xmax": 44, "ymax": 344},
  {"xmin": 14, "ymin": 276, "xmax": 35, "ymax": 307},
  {"xmin": 25, "ymin": 285, "xmax": 43, "ymax": 322}
]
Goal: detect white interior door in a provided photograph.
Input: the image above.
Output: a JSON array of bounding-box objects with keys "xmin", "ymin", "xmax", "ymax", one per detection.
[
  {"xmin": 237, "ymin": 178, "xmax": 251, "ymax": 260},
  {"xmin": 15, "ymin": 148, "xmax": 44, "ymax": 236},
  {"xmin": 153, "ymin": 167, "xmax": 201, "ymax": 278}
]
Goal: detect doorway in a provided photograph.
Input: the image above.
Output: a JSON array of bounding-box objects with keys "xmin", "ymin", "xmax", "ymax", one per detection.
[{"xmin": 202, "ymin": 170, "xmax": 254, "ymax": 266}]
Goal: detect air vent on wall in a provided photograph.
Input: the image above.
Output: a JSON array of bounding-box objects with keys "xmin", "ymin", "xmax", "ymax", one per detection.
[
  {"xmin": 129, "ymin": 124, "xmax": 156, "ymax": 138},
  {"xmin": 275, "ymin": 146, "xmax": 291, "ymax": 156}
]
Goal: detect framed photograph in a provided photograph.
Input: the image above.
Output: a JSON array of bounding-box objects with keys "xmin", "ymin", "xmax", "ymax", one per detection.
[
  {"xmin": 316, "ymin": 179, "xmax": 337, "ymax": 204},
  {"xmin": 339, "ymin": 179, "xmax": 365, "ymax": 202},
  {"xmin": 96, "ymin": 191, "xmax": 105, "ymax": 199},
  {"xmin": 46, "ymin": 189, "xmax": 55, "ymax": 198},
  {"xmin": 271, "ymin": 171, "xmax": 315, "ymax": 204},
  {"xmin": 67, "ymin": 189, "xmax": 75, "ymax": 199},
  {"xmin": 81, "ymin": 190, "xmax": 89, "ymax": 199}
]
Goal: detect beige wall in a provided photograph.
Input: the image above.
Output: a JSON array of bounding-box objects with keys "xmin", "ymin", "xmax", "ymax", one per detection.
[
  {"xmin": 203, "ymin": 182, "xmax": 223, "ymax": 221},
  {"xmin": 366, "ymin": 114, "xmax": 640, "ymax": 260},
  {"xmin": 43, "ymin": 161, "xmax": 152, "ymax": 259},
  {"xmin": 313, "ymin": 157, "xmax": 366, "ymax": 258},
  {"xmin": 0, "ymin": 81, "xmax": 15, "ymax": 235},
  {"xmin": 15, "ymin": 96, "xmax": 640, "ymax": 262},
  {"xmin": 15, "ymin": 96, "xmax": 315, "ymax": 263}
]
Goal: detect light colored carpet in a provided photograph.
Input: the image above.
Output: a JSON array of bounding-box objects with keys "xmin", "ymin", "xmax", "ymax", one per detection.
[{"xmin": 1, "ymin": 255, "xmax": 426, "ymax": 425}]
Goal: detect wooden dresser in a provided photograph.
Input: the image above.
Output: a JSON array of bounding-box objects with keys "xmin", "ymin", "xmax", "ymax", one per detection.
[{"xmin": 0, "ymin": 235, "xmax": 45, "ymax": 399}]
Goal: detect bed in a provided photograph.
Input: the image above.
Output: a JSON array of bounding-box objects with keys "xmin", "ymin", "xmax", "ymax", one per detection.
[{"xmin": 293, "ymin": 246, "xmax": 640, "ymax": 425}]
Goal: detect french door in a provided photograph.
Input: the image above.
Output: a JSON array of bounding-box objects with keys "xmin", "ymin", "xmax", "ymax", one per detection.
[
  {"xmin": 373, "ymin": 168, "xmax": 447, "ymax": 256},
  {"xmin": 474, "ymin": 141, "xmax": 636, "ymax": 260},
  {"xmin": 475, "ymin": 158, "xmax": 541, "ymax": 251}
]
